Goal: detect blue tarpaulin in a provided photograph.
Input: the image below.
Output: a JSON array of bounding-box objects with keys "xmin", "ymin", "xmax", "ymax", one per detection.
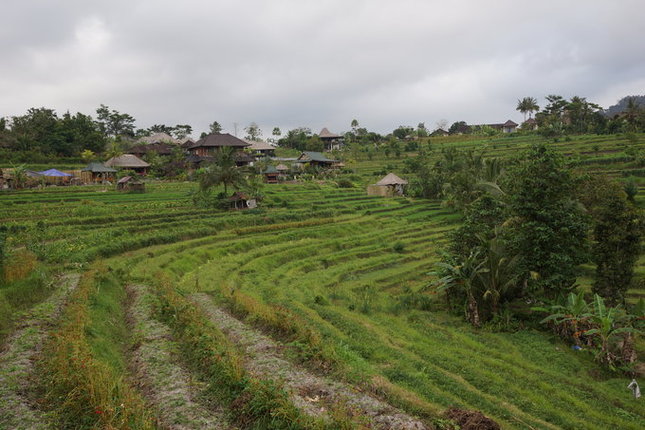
[{"xmin": 38, "ymin": 169, "xmax": 73, "ymax": 177}]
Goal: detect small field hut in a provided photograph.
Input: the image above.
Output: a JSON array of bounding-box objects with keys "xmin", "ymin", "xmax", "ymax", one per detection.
[
  {"xmin": 367, "ymin": 173, "xmax": 408, "ymax": 197},
  {"xmin": 229, "ymin": 191, "xmax": 251, "ymax": 210},
  {"xmin": 116, "ymin": 176, "xmax": 145, "ymax": 192}
]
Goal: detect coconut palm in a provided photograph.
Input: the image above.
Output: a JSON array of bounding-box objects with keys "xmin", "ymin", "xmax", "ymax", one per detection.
[
  {"xmin": 516, "ymin": 97, "xmax": 540, "ymax": 121},
  {"xmin": 198, "ymin": 147, "xmax": 245, "ymax": 195},
  {"xmin": 476, "ymin": 234, "xmax": 520, "ymax": 315},
  {"xmin": 434, "ymin": 250, "xmax": 488, "ymax": 327}
]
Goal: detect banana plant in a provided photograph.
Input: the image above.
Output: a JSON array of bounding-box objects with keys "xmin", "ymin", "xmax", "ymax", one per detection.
[
  {"xmin": 533, "ymin": 290, "xmax": 590, "ymax": 345},
  {"xmin": 584, "ymin": 294, "xmax": 637, "ymax": 366}
]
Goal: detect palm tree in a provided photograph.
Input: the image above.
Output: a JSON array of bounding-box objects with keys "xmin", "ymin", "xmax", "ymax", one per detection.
[
  {"xmin": 198, "ymin": 147, "xmax": 245, "ymax": 195},
  {"xmin": 476, "ymin": 234, "xmax": 520, "ymax": 315},
  {"xmin": 434, "ymin": 250, "xmax": 488, "ymax": 327},
  {"xmin": 516, "ymin": 97, "xmax": 540, "ymax": 121}
]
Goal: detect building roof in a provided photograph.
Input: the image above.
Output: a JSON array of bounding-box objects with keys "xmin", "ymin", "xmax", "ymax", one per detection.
[
  {"xmin": 138, "ymin": 132, "xmax": 180, "ymax": 145},
  {"xmin": 229, "ymin": 191, "xmax": 249, "ymax": 201},
  {"xmin": 105, "ymin": 154, "xmax": 150, "ymax": 168},
  {"xmin": 188, "ymin": 133, "xmax": 250, "ymax": 149},
  {"xmin": 319, "ymin": 128, "xmax": 342, "ymax": 139},
  {"xmin": 523, "ymin": 118, "xmax": 537, "ymax": 124},
  {"xmin": 181, "ymin": 138, "xmax": 195, "ymax": 148},
  {"xmin": 129, "ymin": 142, "xmax": 175, "ymax": 156},
  {"xmin": 298, "ymin": 151, "xmax": 335, "ymax": 163},
  {"xmin": 246, "ymin": 140, "xmax": 275, "ymax": 151},
  {"xmin": 276, "ymin": 163, "xmax": 289, "ymax": 171},
  {"xmin": 81, "ymin": 162, "xmax": 117, "ymax": 173},
  {"xmin": 234, "ymin": 151, "xmax": 255, "ymax": 163},
  {"xmin": 376, "ymin": 173, "xmax": 408, "ymax": 186},
  {"xmin": 503, "ymin": 120, "xmax": 518, "ymax": 127},
  {"xmin": 185, "ymin": 154, "xmax": 214, "ymax": 165},
  {"xmin": 264, "ymin": 165, "xmax": 278, "ymax": 174}
]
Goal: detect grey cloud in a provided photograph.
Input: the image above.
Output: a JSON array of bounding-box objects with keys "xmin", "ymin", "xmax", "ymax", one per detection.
[{"xmin": 1, "ymin": 0, "xmax": 644, "ymax": 136}]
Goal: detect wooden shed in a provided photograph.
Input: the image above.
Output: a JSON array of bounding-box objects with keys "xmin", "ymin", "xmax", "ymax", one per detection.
[
  {"xmin": 116, "ymin": 176, "xmax": 145, "ymax": 192},
  {"xmin": 229, "ymin": 191, "xmax": 251, "ymax": 210},
  {"xmin": 367, "ymin": 173, "xmax": 408, "ymax": 197}
]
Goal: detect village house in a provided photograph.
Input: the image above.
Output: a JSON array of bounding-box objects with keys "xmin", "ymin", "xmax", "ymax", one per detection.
[
  {"xmin": 184, "ymin": 133, "xmax": 253, "ymax": 168},
  {"xmin": 105, "ymin": 154, "xmax": 150, "ymax": 175},
  {"xmin": 297, "ymin": 151, "xmax": 337, "ymax": 168},
  {"xmin": 128, "ymin": 142, "xmax": 176, "ymax": 157},
  {"xmin": 318, "ymin": 128, "xmax": 344, "ymax": 151},
  {"xmin": 245, "ymin": 140, "xmax": 276, "ymax": 157},
  {"xmin": 522, "ymin": 118, "xmax": 538, "ymax": 130},
  {"xmin": 186, "ymin": 133, "xmax": 250, "ymax": 156},
  {"xmin": 430, "ymin": 128, "xmax": 449, "ymax": 137}
]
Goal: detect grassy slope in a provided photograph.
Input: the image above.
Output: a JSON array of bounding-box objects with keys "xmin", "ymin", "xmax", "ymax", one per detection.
[{"xmin": 1, "ymin": 132, "xmax": 644, "ymax": 429}]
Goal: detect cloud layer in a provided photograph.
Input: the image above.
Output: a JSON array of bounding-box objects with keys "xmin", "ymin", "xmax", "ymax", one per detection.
[{"xmin": 1, "ymin": 0, "xmax": 644, "ymax": 136}]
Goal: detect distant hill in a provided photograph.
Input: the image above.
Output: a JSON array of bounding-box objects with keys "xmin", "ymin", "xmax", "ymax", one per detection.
[{"xmin": 604, "ymin": 95, "xmax": 645, "ymax": 117}]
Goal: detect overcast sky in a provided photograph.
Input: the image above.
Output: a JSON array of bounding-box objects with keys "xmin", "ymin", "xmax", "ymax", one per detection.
[{"xmin": 1, "ymin": 0, "xmax": 644, "ymax": 136}]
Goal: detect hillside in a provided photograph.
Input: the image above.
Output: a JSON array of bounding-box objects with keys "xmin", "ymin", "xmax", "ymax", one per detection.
[{"xmin": 1, "ymin": 133, "xmax": 644, "ymax": 429}]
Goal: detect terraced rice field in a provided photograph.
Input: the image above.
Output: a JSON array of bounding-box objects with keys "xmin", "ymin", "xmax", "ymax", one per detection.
[{"xmin": 1, "ymin": 133, "xmax": 644, "ymax": 429}]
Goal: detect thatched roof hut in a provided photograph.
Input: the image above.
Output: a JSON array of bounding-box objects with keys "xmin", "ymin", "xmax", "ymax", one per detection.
[
  {"xmin": 376, "ymin": 173, "xmax": 408, "ymax": 186},
  {"xmin": 318, "ymin": 128, "xmax": 343, "ymax": 151},
  {"xmin": 105, "ymin": 154, "xmax": 150, "ymax": 174},
  {"xmin": 368, "ymin": 173, "xmax": 408, "ymax": 197}
]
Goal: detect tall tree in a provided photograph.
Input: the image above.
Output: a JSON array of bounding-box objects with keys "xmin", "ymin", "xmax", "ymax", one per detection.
[
  {"xmin": 95, "ymin": 104, "xmax": 136, "ymax": 138},
  {"xmin": 244, "ymin": 122, "xmax": 262, "ymax": 141},
  {"xmin": 578, "ymin": 177, "xmax": 644, "ymax": 305},
  {"xmin": 209, "ymin": 121, "xmax": 223, "ymax": 134},
  {"xmin": 173, "ymin": 124, "xmax": 192, "ymax": 139},
  {"xmin": 503, "ymin": 143, "xmax": 589, "ymax": 299}
]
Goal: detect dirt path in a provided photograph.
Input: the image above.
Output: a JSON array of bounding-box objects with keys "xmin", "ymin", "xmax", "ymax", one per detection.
[
  {"xmin": 0, "ymin": 273, "xmax": 80, "ymax": 430},
  {"xmin": 127, "ymin": 285, "xmax": 235, "ymax": 430},
  {"xmin": 191, "ymin": 293, "xmax": 429, "ymax": 430}
]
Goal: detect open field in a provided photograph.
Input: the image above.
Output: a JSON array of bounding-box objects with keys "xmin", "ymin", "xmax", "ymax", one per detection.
[{"xmin": 1, "ymin": 133, "xmax": 644, "ymax": 429}]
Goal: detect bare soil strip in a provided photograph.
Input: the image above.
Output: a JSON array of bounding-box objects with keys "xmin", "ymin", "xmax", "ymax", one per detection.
[
  {"xmin": 0, "ymin": 273, "xmax": 80, "ymax": 430},
  {"xmin": 127, "ymin": 285, "xmax": 234, "ymax": 430},
  {"xmin": 190, "ymin": 292, "xmax": 429, "ymax": 430}
]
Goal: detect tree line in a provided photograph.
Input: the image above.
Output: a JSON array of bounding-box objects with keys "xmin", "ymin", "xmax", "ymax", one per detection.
[{"xmin": 0, "ymin": 105, "xmax": 194, "ymax": 160}]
